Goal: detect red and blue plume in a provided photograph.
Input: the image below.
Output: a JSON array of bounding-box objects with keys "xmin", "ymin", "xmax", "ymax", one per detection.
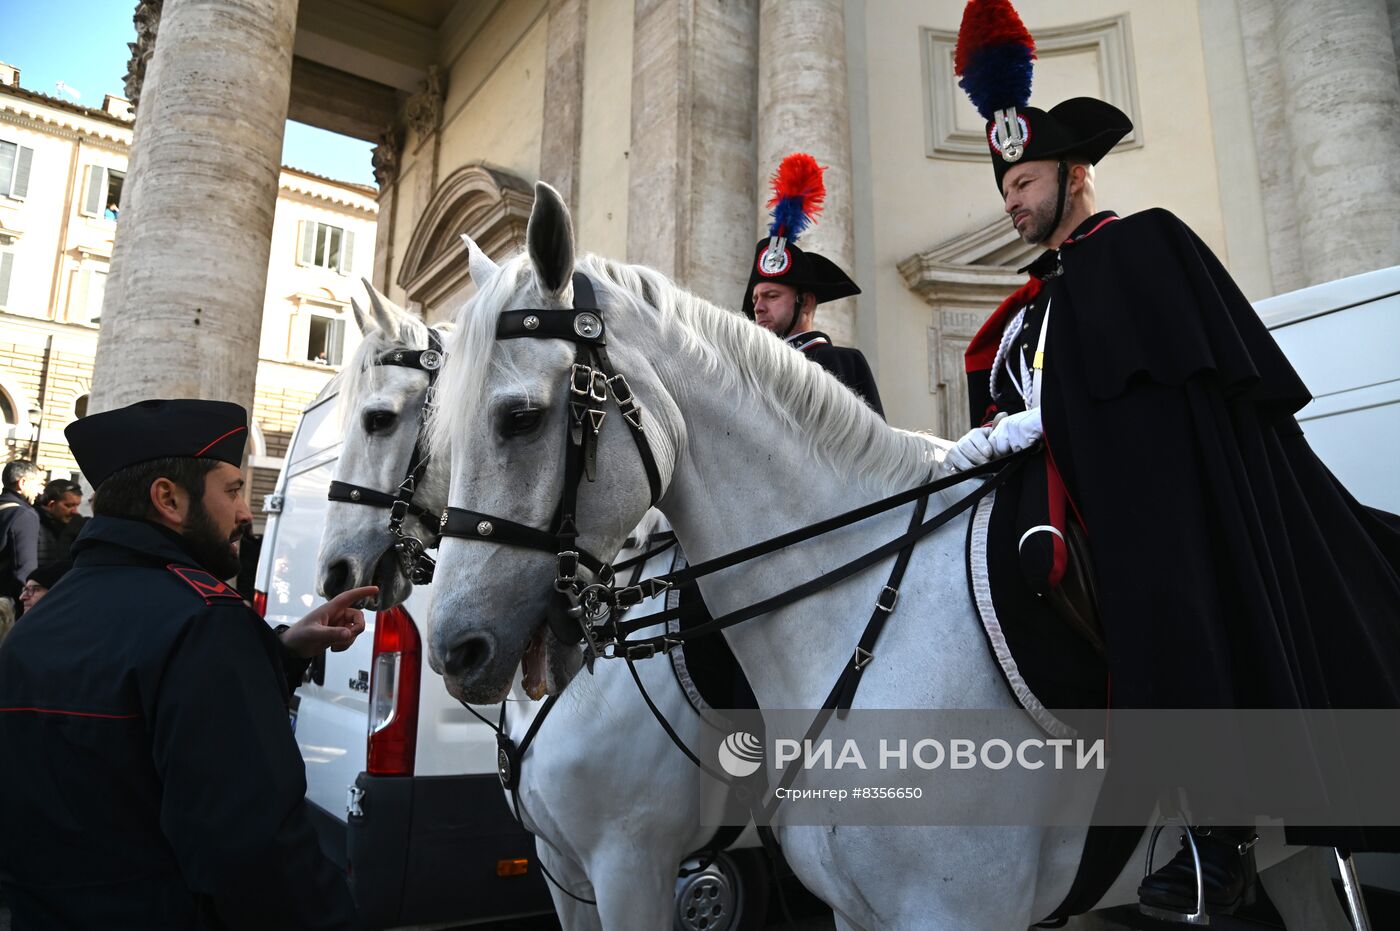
[
  {"xmin": 766, "ymin": 152, "xmax": 826, "ymax": 243},
  {"xmin": 954, "ymin": 0, "xmax": 1036, "ymax": 121}
]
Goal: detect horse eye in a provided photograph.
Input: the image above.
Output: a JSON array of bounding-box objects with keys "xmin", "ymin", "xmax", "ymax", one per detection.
[
  {"xmin": 363, "ymin": 410, "xmax": 397, "ymax": 434},
  {"xmin": 503, "ymin": 408, "xmax": 543, "ymax": 437}
]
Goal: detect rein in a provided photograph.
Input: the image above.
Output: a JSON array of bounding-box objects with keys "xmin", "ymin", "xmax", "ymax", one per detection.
[
  {"xmin": 326, "ymin": 327, "xmax": 446, "ymax": 584},
  {"xmin": 434, "ymin": 270, "xmax": 1030, "ymax": 664}
]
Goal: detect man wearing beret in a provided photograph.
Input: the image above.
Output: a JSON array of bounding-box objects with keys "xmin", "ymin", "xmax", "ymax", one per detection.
[
  {"xmin": 0, "ymin": 399, "xmax": 374, "ymax": 930},
  {"xmin": 744, "ymin": 153, "xmax": 883, "ymax": 418},
  {"xmin": 946, "ymin": 0, "xmax": 1400, "ymax": 923}
]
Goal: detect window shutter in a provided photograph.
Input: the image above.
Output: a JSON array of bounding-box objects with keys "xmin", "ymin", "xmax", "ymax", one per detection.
[
  {"xmin": 83, "ymin": 166, "xmax": 105, "ymax": 216},
  {"xmin": 299, "ymin": 221, "xmax": 316, "ymax": 266},
  {"xmin": 0, "ymin": 252, "xmax": 14, "ymax": 308},
  {"xmin": 0, "ymin": 142, "xmax": 15, "ymax": 196},
  {"xmin": 338, "ymin": 229, "xmax": 354, "ymax": 275},
  {"xmin": 86, "ymin": 269, "xmax": 108, "ymax": 322},
  {"xmin": 11, "ymin": 146, "xmax": 32, "ymax": 200},
  {"xmin": 328, "ymin": 317, "xmax": 346, "ymax": 365}
]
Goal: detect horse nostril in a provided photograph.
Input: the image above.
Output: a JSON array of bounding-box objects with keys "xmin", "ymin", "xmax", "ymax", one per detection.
[
  {"xmin": 323, "ymin": 560, "xmax": 351, "ymax": 598},
  {"xmin": 443, "ymin": 636, "xmax": 491, "ymax": 679}
]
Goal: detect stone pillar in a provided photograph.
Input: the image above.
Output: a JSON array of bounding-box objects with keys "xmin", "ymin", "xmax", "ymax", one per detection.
[
  {"xmin": 91, "ymin": 0, "xmax": 298, "ymax": 415},
  {"xmin": 627, "ymin": 0, "xmax": 759, "ymax": 309},
  {"xmin": 1275, "ymin": 0, "xmax": 1400, "ymax": 285},
  {"xmin": 540, "ymin": 0, "xmax": 588, "ymax": 214},
  {"xmin": 756, "ymin": 0, "xmax": 856, "ymax": 345}
]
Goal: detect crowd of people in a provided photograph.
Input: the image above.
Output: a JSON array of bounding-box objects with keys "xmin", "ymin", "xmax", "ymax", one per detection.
[{"xmin": 0, "ymin": 461, "xmax": 82, "ymax": 644}]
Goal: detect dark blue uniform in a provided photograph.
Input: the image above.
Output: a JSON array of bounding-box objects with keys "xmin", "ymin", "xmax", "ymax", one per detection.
[{"xmin": 0, "ymin": 516, "xmax": 355, "ymax": 930}]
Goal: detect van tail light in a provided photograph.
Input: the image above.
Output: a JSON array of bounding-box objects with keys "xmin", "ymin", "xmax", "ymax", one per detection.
[
  {"xmin": 367, "ymin": 604, "xmax": 421, "ymax": 775},
  {"xmin": 252, "ymin": 590, "xmax": 268, "ymax": 618}
]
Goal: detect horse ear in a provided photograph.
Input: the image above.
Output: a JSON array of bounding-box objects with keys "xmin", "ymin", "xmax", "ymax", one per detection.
[
  {"xmin": 526, "ymin": 181, "xmax": 575, "ymax": 297},
  {"xmin": 360, "ymin": 278, "xmax": 402, "ymax": 340},
  {"xmin": 461, "ymin": 233, "xmax": 500, "ymax": 289},
  {"xmin": 350, "ymin": 297, "xmax": 373, "ymax": 336}
]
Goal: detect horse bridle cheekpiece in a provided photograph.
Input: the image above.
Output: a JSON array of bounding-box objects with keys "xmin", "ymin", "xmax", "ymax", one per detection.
[
  {"xmin": 326, "ymin": 327, "xmax": 446, "ymax": 584},
  {"xmin": 436, "ymin": 273, "xmax": 665, "ymax": 652}
]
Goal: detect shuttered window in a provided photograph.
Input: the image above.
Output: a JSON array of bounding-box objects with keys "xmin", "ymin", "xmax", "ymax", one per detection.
[
  {"xmin": 0, "ymin": 140, "xmax": 34, "ymax": 199},
  {"xmin": 83, "ymin": 166, "xmax": 105, "ymax": 216},
  {"xmin": 0, "ymin": 251, "xmax": 14, "ymax": 308},
  {"xmin": 298, "ymin": 220, "xmax": 354, "ymax": 275},
  {"xmin": 85, "ymin": 268, "xmax": 108, "ymax": 322},
  {"xmin": 306, "ymin": 313, "xmax": 346, "ymax": 365}
]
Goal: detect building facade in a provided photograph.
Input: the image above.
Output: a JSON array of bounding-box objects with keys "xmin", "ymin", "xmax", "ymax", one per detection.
[
  {"xmin": 0, "ymin": 61, "xmax": 376, "ymax": 525},
  {"xmin": 90, "ymin": 0, "xmax": 1400, "ymax": 447}
]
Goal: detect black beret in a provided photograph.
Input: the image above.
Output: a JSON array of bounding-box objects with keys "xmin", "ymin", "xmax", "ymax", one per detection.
[
  {"xmin": 27, "ymin": 561, "xmax": 72, "ymax": 590},
  {"xmin": 741, "ymin": 239, "xmax": 861, "ymax": 319},
  {"xmin": 986, "ymin": 97, "xmax": 1133, "ymax": 190},
  {"xmin": 64, "ymin": 399, "xmax": 249, "ymax": 488}
]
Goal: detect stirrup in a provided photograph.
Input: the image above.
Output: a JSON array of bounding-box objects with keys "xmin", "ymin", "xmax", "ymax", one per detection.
[
  {"xmin": 1335, "ymin": 849, "xmax": 1374, "ymax": 931},
  {"xmin": 1140, "ymin": 817, "xmax": 1210, "ymax": 926}
]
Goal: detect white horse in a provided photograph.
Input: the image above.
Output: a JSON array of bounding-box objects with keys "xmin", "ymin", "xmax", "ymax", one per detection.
[
  {"xmin": 316, "ymin": 283, "xmax": 759, "ymax": 931},
  {"xmin": 423, "ymin": 182, "xmax": 1355, "ymax": 931}
]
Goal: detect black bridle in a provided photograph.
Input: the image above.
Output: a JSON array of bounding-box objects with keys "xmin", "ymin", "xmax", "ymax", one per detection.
[
  {"xmin": 436, "ymin": 273, "xmax": 664, "ymax": 645},
  {"xmin": 327, "ymin": 327, "xmax": 446, "ymax": 585},
  {"xmin": 433, "ymin": 270, "xmax": 1027, "ymax": 667}
]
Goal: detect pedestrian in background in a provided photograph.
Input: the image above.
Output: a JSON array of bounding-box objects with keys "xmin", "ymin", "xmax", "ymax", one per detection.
[
  {"xmin": 18, "ymin": 561, "xmax": 71, "ymax": 613},
  {"xmin": 34, "ymin": 479, "xmax": 85, "ymax": 564},
  {"xmin": 0, "ymin": 461, "xmax": 43, "ymax": 610}
]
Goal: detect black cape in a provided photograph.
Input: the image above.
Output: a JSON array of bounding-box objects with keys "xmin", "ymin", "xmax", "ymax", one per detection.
[
  {"xmin": 0, "ymin": 517, "xmax": 354, "ymax": 929},
  {"xmin": 787, "ymin": 331, "xmax": 885, "ymax": 419},
  {"xmin": 970, "ymin": 209, "xmax": 1400, "ymax": 849}
]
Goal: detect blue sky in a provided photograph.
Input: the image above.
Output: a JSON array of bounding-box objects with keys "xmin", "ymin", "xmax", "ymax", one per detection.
[{"xmin": 0, "ymin": 1, "xmax": 376, "ymax": 186}]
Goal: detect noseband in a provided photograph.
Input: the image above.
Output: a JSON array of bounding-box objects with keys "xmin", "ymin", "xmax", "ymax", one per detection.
[
  {"xmin": 436, "ymin": 273, "xmax": 664, "ymax": 647},
  {"xmin": 327, "ymin": 327, "xmax": 446, "ymax": 584}
]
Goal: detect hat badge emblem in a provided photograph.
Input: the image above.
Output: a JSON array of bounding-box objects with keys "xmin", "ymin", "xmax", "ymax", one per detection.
[
  {"xmin": 989, "ymin": 109, "xmax": 1030, "ymax": 163},
  {"xmin": 758, "ymin": 238, "xmax": 792, "ymax": 277}
]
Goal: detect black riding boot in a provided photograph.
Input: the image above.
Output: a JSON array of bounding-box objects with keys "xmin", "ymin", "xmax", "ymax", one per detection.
[{"xmin": 1138, "ymin": 826, "xmax": 1258, "ymax": 920}]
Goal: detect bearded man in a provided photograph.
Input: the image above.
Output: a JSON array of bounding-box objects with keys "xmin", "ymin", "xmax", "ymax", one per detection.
[{"xmin": 0, "ymin": 399, "xmax": 375, "ymax": 930}]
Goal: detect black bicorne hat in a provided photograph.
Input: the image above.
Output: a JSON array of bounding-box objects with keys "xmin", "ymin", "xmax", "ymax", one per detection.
[
  {"xmin": 742, "ymin": 239, "xmax": 861, "ymax": 319},
  {"xmin": 983, "ymin": 98, "xmax": 1133, "ymax": 191},
  {"xmin": 65, "ymin": 398, "xmax": 249, "ymax": 488},
  {"xmin": 954, "ymin": 0, "xmax": 1133, "ymax": 190},
  {"xmin": 741, "ymin": 153, "xmax": 861, "ymax": 319}
]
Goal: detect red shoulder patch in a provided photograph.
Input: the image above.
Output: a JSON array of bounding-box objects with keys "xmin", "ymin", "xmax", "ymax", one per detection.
[{"xmin": 166, "ymin": 564, "xmax": 246, "ymax": 606}]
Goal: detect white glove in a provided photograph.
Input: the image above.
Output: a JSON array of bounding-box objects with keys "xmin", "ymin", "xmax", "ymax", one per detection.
[
  {"xmin": 943, "ymin": 412, "xmax": 1007, "ymax": 473},
  {"xmin": 987, "ymin": 407, "xmax": 1043, "ymax": 457}
]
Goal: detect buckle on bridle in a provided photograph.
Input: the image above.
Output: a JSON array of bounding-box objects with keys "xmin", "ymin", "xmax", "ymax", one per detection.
[
  {"xmin": 876, "ymin": 585, "xmax": 899, "ymax": 613},
  {"xmin": 555, "ymin": 551, "xmax": 580, "ymax": 590},
  {"xmin": 388, "ymin": 499, "xmax": 410, "ymax": 529}
]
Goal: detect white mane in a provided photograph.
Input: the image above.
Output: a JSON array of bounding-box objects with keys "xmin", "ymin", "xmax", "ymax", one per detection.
[{"xmin": 430, "ymin": 252, "xmax": 938, "ymax": 490}]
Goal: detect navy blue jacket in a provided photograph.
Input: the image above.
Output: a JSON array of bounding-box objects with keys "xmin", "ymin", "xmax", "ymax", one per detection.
[
  {"xmin": 0, "ymin": 516, "xmax": 355, "ymax": 930},
  {"xmin": 0, "ymin": 488, "xmax": 39, "ymax": 599}
]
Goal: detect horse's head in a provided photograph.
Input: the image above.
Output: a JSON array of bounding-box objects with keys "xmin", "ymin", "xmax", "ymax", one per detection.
[
  {"xmin": 316, "ymin": 280, "xmax": 448, "ymax": 610},
  {"xmin": 426, "ymin": 183, "xmax": 678, "ymax": 703}
]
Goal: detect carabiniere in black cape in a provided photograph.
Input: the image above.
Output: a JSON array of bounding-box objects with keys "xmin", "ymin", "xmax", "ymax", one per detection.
[{"xmin": 969, "ymin": 208, "xmax": 1400, "ymax": 851}]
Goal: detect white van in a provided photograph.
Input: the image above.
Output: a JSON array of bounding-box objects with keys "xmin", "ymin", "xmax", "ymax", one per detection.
[
  {"xmin": 1258, "ymin": 265, "xmax": 1400, "ymax": 514},
  {"xmin": 252, "ymin": 385, "xmax": 554, "ymax": 929}
]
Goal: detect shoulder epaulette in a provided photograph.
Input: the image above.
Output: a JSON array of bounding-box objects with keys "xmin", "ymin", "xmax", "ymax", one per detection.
[{"xmin": 165, "ymin": 564, "xmax": 247, "ymax": 606}]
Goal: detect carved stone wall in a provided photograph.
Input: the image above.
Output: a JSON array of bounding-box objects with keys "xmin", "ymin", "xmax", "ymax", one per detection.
[{"xmin": 395, "ymin": 164, "xmax": 534, "ymax": 315}]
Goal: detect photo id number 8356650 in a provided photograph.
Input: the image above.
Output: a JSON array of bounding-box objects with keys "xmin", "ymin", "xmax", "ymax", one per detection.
[{"xmin": 851, "ymin": 787, "xmax": 923, "ymax": 800}]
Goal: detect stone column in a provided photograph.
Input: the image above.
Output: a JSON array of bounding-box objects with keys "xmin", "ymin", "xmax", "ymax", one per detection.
[
  {"xmin": 1275, "ymin": 0, "xmax": 1400, "ymax": 285},
  {"xmin": 540, "ymin": 0, "xmax": 588, "ymax": 214},
  {"xmin": 627, "ymin": 0, "xmax": 759, "ymax": 309},
  {"xmin": 756, "ymin": 0, "xmax": 856, "ymax": 345},
  {"xmin": 91, "ymin": 0, "xmax": 298, "ymax": 415}
]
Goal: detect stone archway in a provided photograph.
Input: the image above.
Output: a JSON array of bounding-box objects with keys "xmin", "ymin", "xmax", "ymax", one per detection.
[{"xmin": 396, "ymin": 164, "xmax": 534, "ymax": 315}]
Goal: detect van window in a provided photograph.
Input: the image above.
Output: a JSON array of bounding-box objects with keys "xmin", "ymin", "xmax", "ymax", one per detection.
[{"xmin": 288, "ymin": 392, "xmax": 343, "ymax": 470}]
